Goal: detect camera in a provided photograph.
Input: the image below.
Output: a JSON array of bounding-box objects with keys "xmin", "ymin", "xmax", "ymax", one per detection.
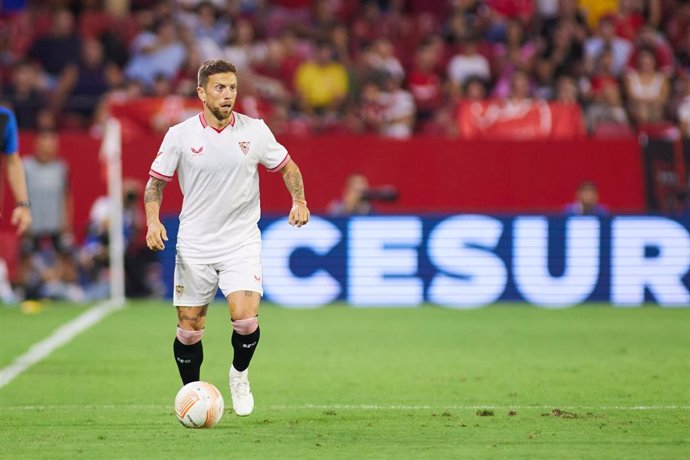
[{"xmin": 362, "ymin": 186, "xmax": 399, "ymax": 202}]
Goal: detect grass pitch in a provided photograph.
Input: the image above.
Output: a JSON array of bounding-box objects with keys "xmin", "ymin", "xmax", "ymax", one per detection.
[{"xmin": 0, "ymin": 301, "xmax": 688, "ymax": 459}]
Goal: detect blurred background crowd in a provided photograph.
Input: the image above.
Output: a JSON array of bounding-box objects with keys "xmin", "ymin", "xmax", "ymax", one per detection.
[
  {"xmin": 3, "ymin": 0, "xmax": 690, "ymax": 139},
  {"xmin": 0, "ymin": 0, "xmax": 687, "ymax": 304}
]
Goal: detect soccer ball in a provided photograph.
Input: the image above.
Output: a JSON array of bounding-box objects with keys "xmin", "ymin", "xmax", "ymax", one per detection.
[{"xmin": 174, "ymin": 381, "xmax": 224, "ymax": 428}]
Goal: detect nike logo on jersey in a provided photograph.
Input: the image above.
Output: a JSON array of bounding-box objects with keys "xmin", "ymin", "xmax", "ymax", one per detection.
[{"xmin": 191, "ymin": 146, "xmax": 204, "ymax": 155}]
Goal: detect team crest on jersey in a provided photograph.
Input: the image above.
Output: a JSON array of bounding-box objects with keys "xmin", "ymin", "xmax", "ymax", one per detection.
[
  {"xmin": 238, "ymin": 141, "xmax": 250, "ymax": 155},
  {"xmin": 175, "ymin": 285, "xmax": 184, "ymax": 296}
]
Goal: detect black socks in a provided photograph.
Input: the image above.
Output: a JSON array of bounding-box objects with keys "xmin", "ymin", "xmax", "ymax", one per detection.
[
  {"xmin": 231, "ymin": 327, "xmax": 260, "ymax": 372},
  {"xmin": 173, "ymin": 337, "xmax": 203, "ymax": 385}
]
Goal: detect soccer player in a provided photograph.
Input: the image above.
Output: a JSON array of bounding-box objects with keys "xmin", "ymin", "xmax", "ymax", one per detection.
[
  {"xmin": 1, "ymin": 105, "xmax": 32, "ymax": 235},
  {"xmin": 144, "ymin": 59, "xmax": 309, "ymax": 416}
]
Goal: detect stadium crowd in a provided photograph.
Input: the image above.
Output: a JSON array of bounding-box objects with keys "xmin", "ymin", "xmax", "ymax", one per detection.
[
  {"xmin": 2, "ymin": 0, "xmax": 690, "ymax": 139},
  {"xmin": 2, "ymin": 0, "xmax": 690, "ymax": 303}
]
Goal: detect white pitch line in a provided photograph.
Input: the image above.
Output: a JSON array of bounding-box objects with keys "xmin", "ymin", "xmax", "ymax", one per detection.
[
  {"xmin": 0, "ymin": 298, "xmax": 126, "ymax": 389},
  {"xmin": 2, "ymin": 404, "xmax": 689, "ymax": 411}
]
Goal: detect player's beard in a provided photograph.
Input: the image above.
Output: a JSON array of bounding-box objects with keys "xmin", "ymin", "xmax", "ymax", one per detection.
[{"xmin": 208, "ymin": 102, "xmax": 233, "ymax": 123}]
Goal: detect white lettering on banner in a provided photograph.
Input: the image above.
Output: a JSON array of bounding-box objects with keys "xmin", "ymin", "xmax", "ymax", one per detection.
[
  {"xmin": 262, "ymin": 217, "xmax": 341, "ymax": 307},
  {"xmin": 257, "ymin": 215, "xmax": 690, "ymax": 308},
  {"xmin": 427, "ymin": 215, "xmax": 506, "ymax": 308},
  {"xmin": 348, "ymin": 217, "xmax": 423, "ymax": 306},
  {"xmin": 514, "ymin": 217, "xmax": 600, "ymax": 308},
  {"xmin": 611, "ymin": 217, "xmax": 690, "ymax": 306}
]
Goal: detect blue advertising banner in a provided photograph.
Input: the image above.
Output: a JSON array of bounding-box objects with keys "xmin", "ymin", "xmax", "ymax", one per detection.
[{"xmin": 159, "ymin": 215, "xmax": 690, "ymax": 308}]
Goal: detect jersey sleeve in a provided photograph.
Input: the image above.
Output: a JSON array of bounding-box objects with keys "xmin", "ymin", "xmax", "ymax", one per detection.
[
  {"xmin": 1, "ymin": 109, "xmax": 19, "ymax": 155},
  {"xmin": 149, "ymin": 128, "xmax": 181, "ymax": 182},
  {"xmin": 258, "ymin": 120, "xmax": 291, "ymax": 172}
]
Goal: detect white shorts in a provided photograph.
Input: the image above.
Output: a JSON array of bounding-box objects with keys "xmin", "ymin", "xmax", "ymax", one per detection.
[{"xmin": 173, "ymin": 244, "xmax": 263, "ymax": 306}]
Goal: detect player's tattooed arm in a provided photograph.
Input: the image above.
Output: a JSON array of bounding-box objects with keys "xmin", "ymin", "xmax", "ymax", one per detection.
[
  {"xmin": 280, "ymin": 159, "xmax": 310, "ymax": 227},
  {"xmin": 144, "ymin": 177, "xmax": 167, "ymax": 206},
  {"xmin": 144, "ymin": 177, "xmax": 169, "ymax": 251},
  {"xmin": 281, "ymin": 160, "xmax": 306, "ymax": 203}
]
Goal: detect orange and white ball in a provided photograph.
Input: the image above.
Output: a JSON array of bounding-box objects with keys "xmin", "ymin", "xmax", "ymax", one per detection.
[{"xmin": 174, "ymin": 381, "xmax": 224, "ymax": 428}]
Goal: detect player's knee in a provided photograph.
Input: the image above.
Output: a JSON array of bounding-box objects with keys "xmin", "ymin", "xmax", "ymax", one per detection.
[
  {"xmin": 232, "ymin": 316, "xmax": 258, "ymax": 335},
  {"xmin": 176, "ymin": 307, "xmax": 207, "ymax": 330},
  {"xmin": 176, "ymin": 326, "xmax": 204, "ymax": 345}
]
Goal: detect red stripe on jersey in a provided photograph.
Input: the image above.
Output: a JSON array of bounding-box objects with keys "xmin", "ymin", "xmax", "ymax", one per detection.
[
  {"xmin": 150, "ymin": 169, "xmax": 173, "ymax": 182},
  {"xmin": 199, "ymin": 112, "xmax": 234, "ymax": 133},
  {"xmin": 267, "ymin": 153, "xmax": 291, "ymax": 172}
]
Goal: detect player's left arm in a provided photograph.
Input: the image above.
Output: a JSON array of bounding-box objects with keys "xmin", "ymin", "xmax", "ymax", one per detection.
[{"xmin": 279, "ymin": 159, "xmax": 309, "ymax": 227}]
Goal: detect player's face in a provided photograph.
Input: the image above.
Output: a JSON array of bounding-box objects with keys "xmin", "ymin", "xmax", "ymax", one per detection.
[{"xmin": 199, "ymin": 72, "xmax": 238, "ymax": 122}]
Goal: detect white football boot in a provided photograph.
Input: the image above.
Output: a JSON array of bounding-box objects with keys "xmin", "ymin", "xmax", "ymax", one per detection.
[{"xmin": 229, "ymin": 366, "xmax": 254, "ymax": 416}]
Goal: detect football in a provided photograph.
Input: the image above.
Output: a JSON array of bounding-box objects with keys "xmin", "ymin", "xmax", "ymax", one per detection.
[{"xmin": 174, "ymin": 381, "xmax": 224, "ymax": 428}]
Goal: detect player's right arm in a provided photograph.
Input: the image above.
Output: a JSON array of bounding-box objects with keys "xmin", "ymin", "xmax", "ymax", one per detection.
[{"xmin": 144, "ymin": 177, "xmax": 168, "ymax": 251}]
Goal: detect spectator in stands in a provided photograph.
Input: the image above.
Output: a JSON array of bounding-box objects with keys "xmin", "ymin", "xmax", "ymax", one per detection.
[
  {"xmin": 584, "ymin": 15, "xmax": 633, "ymax": 77},
  {"xmin": 628, "ymin": 24, "xmax": 675, "ymax": 76},
  {"xmin": 624, "ymin": 47, "xmax": 669, "ymax": 124},
  {"xmin": 554, "ymin": 74, "xmax": 579, "ymax": 104},
  {"xmin": 124, "ymin": 18, "xmax": 187, "ymax": 90},
  {"xmin": 52, "ymin": 39, "xmax": 121, "ymax": 126},
  {"xmin": 294, "ymin": 39, "xmax": 349, "ymax": 118},
  {"xmin": 27, "ymin": 9, "xmax": 81, "ymax": 87},
  {"xmin": 407, "ymin": 38, "xmax": 445, "ymax": 129},
  {"xmin": 328, "ymin": 173, "xmax": 373, "ymax": 216},
  {"xmin": 586, "ymin": 84, "xmax": 631, "ymax": 135},
  {"xmin": 508, "ymin": 69, "xmax": 533, "ymax": 103},
  {"xmin": 447, "ymin": 35, "xmax": 491, "ymax": 88},
  {"xmin": 578, "ymin": 0, "xmax": 619, "ymax": 30},
  {"xmin": 347, "ymin": 79, "xmax": 385, "ymax": 135},
  {"xmin": 223, "ymin": 18, "xmax": 268, "ymax": 70},
  {"xmin": 253, "ymin": 29, "xmax": 306, "ymax": 95},
  {"xmin": 463, "ymin": 76, "xmax": 489, "ymax": 101},
  {"xmin": 564, "ymin": 180, "xmax": 608, "ymax": 215},
  {"xmin": 1, "ymin": 60, "xmax": 46, "ymax": 130},
  {"xmin": 22, "ymin": 129, "xmax": 73, "ymax": 254},
  {"xmin": 491, "ymin": 20, "xmax": 537, "ymax": 99},
  {"xmin": 378, "ymin": 73, "xmax": 416, "ymax": 139},
  {"xmin": 365, "ymin": 38, "xmax": 405, "ymax": 82},
  {"xmin": 586, "ymin": 48, "xmax": 631, "ymax": 135},
  {"xmin": 183, "ymin": 1, "xmax": 231, "ymax": 60},
  {"xmin": 538, "ymin": 18, "xmax": 584, "ymax": 82}
]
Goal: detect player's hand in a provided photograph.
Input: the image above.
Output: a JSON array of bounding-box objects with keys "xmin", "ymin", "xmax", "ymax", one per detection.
[
  {"xmin": 146, "ymin": 221, "xmax": 168, "ymax": 251},
  {"xmin": 288, "ymin": 201, "xmax": 310, "ymax": 228},
  {"xmin": 10, "ymin": 206, "xmax": 32, "ymax": 236}
]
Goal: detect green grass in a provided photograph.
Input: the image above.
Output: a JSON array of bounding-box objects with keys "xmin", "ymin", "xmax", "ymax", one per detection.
[{"xmin": 0, "ymin": 302, "xmax": 689, "ymax": 459}]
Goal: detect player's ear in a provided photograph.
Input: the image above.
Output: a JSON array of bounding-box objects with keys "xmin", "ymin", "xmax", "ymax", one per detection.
[{"xmin": 196, "ymin": 86, "xmax": 205, "ymax": 102}]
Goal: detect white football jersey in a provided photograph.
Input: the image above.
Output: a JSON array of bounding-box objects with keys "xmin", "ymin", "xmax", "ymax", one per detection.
[{"xmin": 149, "ymin": 111, "xmax": 290, "ymax": 263}]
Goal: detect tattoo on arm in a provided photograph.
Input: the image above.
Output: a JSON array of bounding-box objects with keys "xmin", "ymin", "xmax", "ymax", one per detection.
[
  {"xmin": 144, "ymin": 177, "xmax": 167, "ymax": 205},
  {"xmin": 282, "ymin": 166, "xmax": 305, "ymax": 202}
]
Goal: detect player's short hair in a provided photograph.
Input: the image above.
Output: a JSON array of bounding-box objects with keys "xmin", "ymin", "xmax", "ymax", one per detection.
[{"xmin": 197, "ymin": 59, "xmax": 237, "ymax": 88}]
